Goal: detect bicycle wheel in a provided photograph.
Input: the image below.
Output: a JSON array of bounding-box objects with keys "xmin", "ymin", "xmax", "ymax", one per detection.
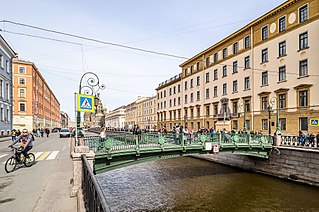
[
  {"xmin": 24, "ymin": 153, "xmax": 35, "ymax": 167},
  {"xmin": 5, "ymin": 157, "xmax": 17, "ymax": 173}
]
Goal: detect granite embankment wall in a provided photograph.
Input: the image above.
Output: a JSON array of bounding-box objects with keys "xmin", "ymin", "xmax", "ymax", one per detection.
[{"xmin": 196, "ymin": 146, "xmax": 319, "ymax": 187}]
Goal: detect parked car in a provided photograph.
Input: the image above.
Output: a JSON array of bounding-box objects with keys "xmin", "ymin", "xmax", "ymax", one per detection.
[
  {"xmin": 52, "ymin": 127, "xmax": 61, "ymax": 133},
  {"xmin": 59, "ymin": 128, "xmax": 70, "ymax": 138}
]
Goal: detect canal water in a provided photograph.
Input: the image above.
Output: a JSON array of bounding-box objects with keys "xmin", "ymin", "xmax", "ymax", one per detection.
[{"xmin": 97, "ymin": 157, "xmax": 319, "ymax": 212}]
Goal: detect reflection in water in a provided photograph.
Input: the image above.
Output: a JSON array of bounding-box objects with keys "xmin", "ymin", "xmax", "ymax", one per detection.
[{"xmin": 97, "ymin": 157, "xmax": 319, "ymax": 212}]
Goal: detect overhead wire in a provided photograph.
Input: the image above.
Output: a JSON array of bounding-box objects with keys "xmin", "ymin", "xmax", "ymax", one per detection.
[{"xmin": 0, "ymin": 20, "xmax": 188, "ymax": 60}]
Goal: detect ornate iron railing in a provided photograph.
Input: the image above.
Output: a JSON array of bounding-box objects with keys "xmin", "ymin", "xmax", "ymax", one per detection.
[
  {"xmin": 82, "ymin": 155, "xmax": 111, "ymax": 212},
  {"xmin": 281, "ymin": 135, "xmax": 318, "ymax": 148},
  {"xmin": 84, "ymin": 132, "xmax": 273, "ymax": 153}
]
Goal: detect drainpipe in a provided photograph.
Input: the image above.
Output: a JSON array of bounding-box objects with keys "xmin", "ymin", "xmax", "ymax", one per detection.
[{"xmin": 250, "ymin": 26, "xmax": 255, "ymax": 131}]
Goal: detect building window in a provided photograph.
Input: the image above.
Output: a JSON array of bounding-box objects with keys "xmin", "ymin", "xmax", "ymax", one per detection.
[
  {"xmin": 164, "ymin": 90, "xmax": 166, "ymax": 97},
  {"xmin": 233, "ymin": 80, "xmax": 238, "ymax": 93},
  {"xmin": 233, "ymin": 101, "xmax": 238, "ymax": 113},
  {"xmin": 205, "ymin": 72, "xmax": 210, "ymax": 83},
  {"xmin": 279, "ymin": 94, "xmax": 286, "ymax": 109},
  {"xmin": 6, "ymin": 83, "xmax": 9, "ymax": 100},
  {"xmin": 214, "ymin": 86, "xmax": 218, "ymax": 97},
  {"xmin": 185, "ymin": 81, "xmax": 188, "ymax": 90},
  {"xmin": 244, "ymin": 36, "xmax": 250, "ymax": 49},
  {"xmin": 246, "ymin": 120, "xmax": 251, "ymax": 130},
  {"xmin": 244, "ymin": 56, "xmax": 250, "ymax": 69},
  {"xmin": 169, "ymin": 88, "xmax": 172, "ymax": 96},
  {"xmin": 196, "ymin": 76, "xmax": 200, "ymax": 86},
  {"xmin": 261, "ymin": 48, "xmax": 268, "ymax": 63},
  {"xmin": 245, "ymin": 99, "xmax": 250, "ymax": 112},
  {"xmin": 190, "ymin": 79, "xmax": 193, "ymax": 88},
  {"xmin": 299, "ymin": 59, "xmax": 308, "ymax": 76},
  {"xmin": 233, "ymin": 120, "xmax": 238, "ymax": 130},
  {"xmin": 299, "ymin": 117, "xmax": 308, "ymax": 131},
  {"xmin": 205, "ymin": 57, "xmax": 210, "ymax": 67},
  {"xmin": 262, "ymin": 26, "xmax": 268, "ymax": 40},
  {"xmin": 279, "ymin": 118, "xmax": 286, "ymax": 130},
  {"xmin": 214, "ymin": 105, "xmax": 218, "ymax": 115},
  {"xmin": 223, "ymin": 83, "xmax": 227, "ymax": 95},
  {"xmin": 196, "ymin": 62, "xmax": 200, "ymax": 71},
  {"xmin": 299, "ymin": 32, "xmax": 308, "ymax": 50},
  {"xmin": 19, "ymin": 66, "xmax": 26, "ymax": 74},
  {"xmin": 279, "ymin": 66, "xmax": 286, "ymax": 82},
  {"xmin": 19, "ymin": 103, "xmax": 26, "ymax": 112},
  {"xmin": 0, "ymin": 79, "xmax": 3, "ymax": 98},
  {"xmin": 261, "ymin": 96, "xmax": 268, "ymax": 111},
  {"xmin": 278, "ymin": 16, "xmax": 286, "ymax": 32},
  {"xmin": 0, "ymin": 55, "xmax": 3, "ymax": 68},
  {"xmin": 19, "ymin": 78, "xmax": 26, "ymax": 84},
  {"xmin": 214, "ymin": 69, "xmax": 218, "ymax": 80},
  {"xmin": 185, "ymin": 68, "xmax": 188, "ymax": 76},
  {"xmin": 244, "ymin": 77, "xmax": 250, "ymax": 90},
  {"xmin": 178, "ymin": 97, "xmax": 181, "ymax": 105},
  {"xmin": 197, "ymin": 91, "xmax": 200, "ymax": 101},
  {"xmin": 214, "ymin": 53, "xmax": 218, "ymax": 63},
  {"xmin": 233, "ymin": 42, "xmax": 238, "ymax": 54},
  {"xmin": 262, "ymin": 71, "xmax": 268, "ymax": 86},
  {"xmin": 222, "ymin": 65, "xmax": 227, "ymax": 77},
  {"xmin": 169, "ymin": 99, "xmax": 172, "ymax": 107},
  {"xmin": 233, "ymin": 61, "xmax": 238, "ymax": 73},
  {"xmin": 178, "ymin": 85, "xmax": 180, "ymax": 93},
  {"xmin": 279, "ymin": 41, "xmax": 286, "ymax": 57},
  {"xmin": 223, "ymin": 48, "xmax": 227, "ymax": 59},
  {"xmin": 299, "ymin": 4, "xmax": 308, "ymax": 23},
  {"xmin": 6, "ymin": 60, "xmax": 9, "ymax": 73},
  {"xmin": 206, "ymin": 106, "xmax": 210, "ymax": 116},
  {"xmin": 299, "ymin": 90, "xmax": 308, "ymax": 107},
  {"xmin": 190, "ymin": 65, "xmax": 193, "ymax": 74},
  {"xmin": 173, "ymin": 98, "xmax": 176, "ymax": 106},
  {"xmin": 262, "ymin": 119, "xmax": 268, "ymax": 130},
  {"xmin": 206, "ymin": 89, "xmax": 210, "ymax": 99},
  {"xmin": 190, "ymin": 93, "xmax": 194, "ymax": 102},
  {"xmin": 173, "ymin": 86, "xmax": 176, "ymax": 94},
  {"xmin": 185, "ymin": 95, "xmax": 188, "ymax": 104}
]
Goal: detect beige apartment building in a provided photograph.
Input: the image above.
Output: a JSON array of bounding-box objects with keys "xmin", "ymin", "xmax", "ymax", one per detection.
[
  {"xmin": 157, "ymin": 0, "xmax": 319, "ymax": 135},
  {"xmin": 125, "ymin": 96, "xmax": 157, "ymax": 131},
  {"xmin": 13, "ymin": 58, "xmax": 60, "ymax": 131}
]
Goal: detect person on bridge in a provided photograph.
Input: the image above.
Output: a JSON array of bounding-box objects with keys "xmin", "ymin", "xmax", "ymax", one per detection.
[{"xmin": 8, "ymin": 129, "xmax": 34, "ymax": 163}]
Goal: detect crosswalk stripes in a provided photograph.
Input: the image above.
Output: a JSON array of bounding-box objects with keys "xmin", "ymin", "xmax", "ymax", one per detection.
[
  {"xmin": 0, "ymin": 154, "xmax": 8, "ymax": 159},
  {"xmin": 0, "ymin": 151, "xmax": 59, "ymax": 164}
]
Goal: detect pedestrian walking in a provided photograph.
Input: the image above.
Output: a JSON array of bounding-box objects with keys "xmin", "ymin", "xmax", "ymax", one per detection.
[
  {"xmin": 11, "ymin": 129, "xmax": 16, "ymax": 142},
  {"xmin": 45, "ymin": 128, "xmax": 50, "ymax": 137}
]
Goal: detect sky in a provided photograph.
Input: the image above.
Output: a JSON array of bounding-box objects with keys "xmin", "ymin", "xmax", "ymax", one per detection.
[{"xmin": 1, "ymin": 0, "xmax": 286, "ymax": 120}]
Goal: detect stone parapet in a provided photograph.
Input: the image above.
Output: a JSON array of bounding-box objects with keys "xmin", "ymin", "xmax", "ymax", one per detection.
[
  {"xmin": 197, "ymin": 146, "xmax": 319, "ymax": 187},
  {"xmin": 71, "ymin": 146, "xmax": 95, "ymax": 197}
]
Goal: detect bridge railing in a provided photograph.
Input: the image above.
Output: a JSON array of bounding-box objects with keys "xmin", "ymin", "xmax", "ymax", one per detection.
[
  {"xmin": 84, "ymin": 132, "xmax": 272, "ymax": 153},
  {"xmin": 82, "ymin": 154, "xmax": 111, "ymax": 212},
  {"xmin": 281, "ymin": 135, "xmax": 318, "ymax": 148}
]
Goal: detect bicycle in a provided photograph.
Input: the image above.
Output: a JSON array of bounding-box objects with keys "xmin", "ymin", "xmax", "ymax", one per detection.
[{"xmin": 5, "ymin": 146, "xmax": 35, "ymax": 173}]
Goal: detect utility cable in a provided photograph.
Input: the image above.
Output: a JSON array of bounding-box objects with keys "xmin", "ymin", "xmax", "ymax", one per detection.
[{"xmin": 0, "ymin": 20, "xmax": 188, "ymax": 60}]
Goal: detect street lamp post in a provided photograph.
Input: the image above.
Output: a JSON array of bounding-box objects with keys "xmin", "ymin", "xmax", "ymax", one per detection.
[
  {"xmin": 267, "ymin": 105, "xmax": 272, "ymax": 136},
  {"xmin": 238, "ymin": 103, "xmax": 246, "ymax": 132},
  {"xmin": 269, "ymin": 97, "xmax": 281, "ymax": 135},
  {"xmin": 76, "ymin": 72, "xmax": 105, "ymax": 144}
]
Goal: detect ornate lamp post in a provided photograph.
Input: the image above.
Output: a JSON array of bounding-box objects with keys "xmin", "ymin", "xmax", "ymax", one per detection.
[
  {"xmin": 269, "ymin": 97, "xmax": 281, "ymax": 135},
  {"xmin": 77, "ymin": 72, "xmax": 105, "ymax": 139}
]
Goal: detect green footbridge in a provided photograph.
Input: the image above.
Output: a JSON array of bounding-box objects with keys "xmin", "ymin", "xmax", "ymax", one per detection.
[{"xmin": 84, "ymin": 132, "xmax": 273, "ymax": 173}]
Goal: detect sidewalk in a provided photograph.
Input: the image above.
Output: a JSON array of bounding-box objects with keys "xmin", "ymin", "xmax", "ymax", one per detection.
[
  {"xmin": 0, "ymin": 136, "xmax": 11, "ymax": 142},
  {"xmin": 33, "ymin": 142, "xmax": 78, "ymax": 212}
]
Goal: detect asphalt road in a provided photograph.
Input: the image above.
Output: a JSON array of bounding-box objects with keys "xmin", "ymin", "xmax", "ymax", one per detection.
[{"xmin": 0, "ymin": 133, "xmax": 76, "ymax": 212}]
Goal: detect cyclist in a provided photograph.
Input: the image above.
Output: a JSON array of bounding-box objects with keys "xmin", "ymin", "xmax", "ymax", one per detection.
[{"xmin": 8, "ymin": 129, "xmax": 34, "ymax": 163}]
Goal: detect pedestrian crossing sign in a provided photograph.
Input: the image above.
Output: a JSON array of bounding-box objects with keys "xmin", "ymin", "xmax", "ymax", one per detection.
[
  {"xmin": 78, "ymin": 94, "xmax": 95, "ymax": 112},
  {"xmin": 310, "ymin": 118, "xmax": 319, "ymax": 126}
]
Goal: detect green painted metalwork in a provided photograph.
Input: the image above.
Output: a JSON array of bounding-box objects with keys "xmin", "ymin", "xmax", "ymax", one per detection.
[{"xmin": 84, "ymin": 132, "xmax": 274, "ymax": 173}]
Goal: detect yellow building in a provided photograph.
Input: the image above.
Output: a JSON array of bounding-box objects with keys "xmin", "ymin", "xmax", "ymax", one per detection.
[
  {"xmin": 13, "ymin": 58, "xmax": 60, "ymax": 131},
  {"xmin": 157, "ymin": 0, "xmax": 319, "ymax": 135}
]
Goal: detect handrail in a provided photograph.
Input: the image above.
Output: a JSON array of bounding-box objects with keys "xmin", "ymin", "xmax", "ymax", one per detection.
[{"xmin": 82, "ymin": 155, "xmax": 111, "ymax": 212}]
